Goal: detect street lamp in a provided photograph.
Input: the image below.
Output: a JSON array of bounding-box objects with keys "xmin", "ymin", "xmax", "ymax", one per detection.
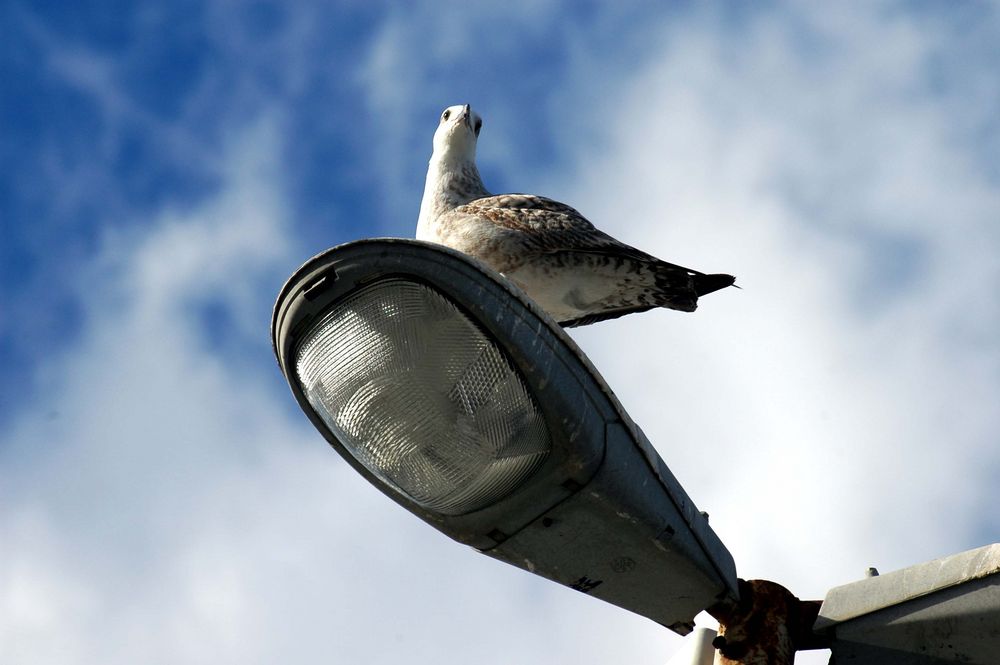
[{"xmin": 272, "ymin": 238, "xmax": 738, "ymax": 634}]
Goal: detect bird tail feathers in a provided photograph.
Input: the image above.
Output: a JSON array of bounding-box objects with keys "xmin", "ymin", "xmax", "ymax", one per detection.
[{"xmin": 693, "ymin": 273, "xmax": 736, "ymax": 297}]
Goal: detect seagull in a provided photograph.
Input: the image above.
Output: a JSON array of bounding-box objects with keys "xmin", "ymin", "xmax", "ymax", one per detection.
[{"xmin": 416, "ymin": 104, "xmax": 735, "ymax": 327}]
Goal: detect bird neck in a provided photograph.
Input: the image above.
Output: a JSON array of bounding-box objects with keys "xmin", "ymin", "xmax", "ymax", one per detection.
[{"xmin": 417, "ymin": 155, "xmax": 489, "ymax": 239}]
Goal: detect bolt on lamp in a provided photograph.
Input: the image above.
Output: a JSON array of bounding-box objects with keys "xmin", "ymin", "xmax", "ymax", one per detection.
[{"xmin": 271, "ymin": 238, "xmax": 738, "ymax": 634}]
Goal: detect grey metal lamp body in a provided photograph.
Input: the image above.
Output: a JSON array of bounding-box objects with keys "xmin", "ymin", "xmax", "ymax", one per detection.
[{"xmin": 272, "ymin": 238, "xmax": 738, "ymax": 634}]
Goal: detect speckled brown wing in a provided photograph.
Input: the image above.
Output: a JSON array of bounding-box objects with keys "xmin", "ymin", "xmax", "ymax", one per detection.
[
  {"xmin": 441, "ymin": 193, "xmax": 735, "ymax": 326},
  {"xmin": 452, "ymin": 193, "xmax": 705, "ymax": 274},
  {"xmin": 451, "ymin": 194, "xmax": 649, "ymax": 259}
]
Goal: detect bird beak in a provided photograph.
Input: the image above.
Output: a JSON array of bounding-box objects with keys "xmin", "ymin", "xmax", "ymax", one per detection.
[{"xmin": 461, "ymin": 104, "xmax": 472, "ymax": 128}]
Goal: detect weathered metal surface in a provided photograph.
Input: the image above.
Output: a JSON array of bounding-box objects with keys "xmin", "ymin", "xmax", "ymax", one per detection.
[
  {"xmin": 709, "ymin": 579, "xmax": 825, "ymax": 664},
  {"xmin": 815, "ymin": 543, "xmax": 1000, "ymax": 664},
  {"xmin": 485, "ymin": 421, "xmax": 737, "ymax": 634},
  {"xmin": 816, "ymin": 542, "xmax": 1000, "ymax": 629}
]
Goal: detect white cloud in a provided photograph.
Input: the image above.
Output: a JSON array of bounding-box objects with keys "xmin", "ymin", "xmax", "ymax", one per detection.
[
  {"xmin": 357, "ymin": 0, "xmax": 582, "ymax": 233},
  {"xmin": 550, "ymin": 0, "xmax": 1000, "ymax": 640},
  {"xmin": 6, "ymin": 4, "xmax": 1000, "ymax": 665},
  {"xmin": 0, "ymin": 114, "xmax": 676, "ymax": 663},
  {"xmin": 351, "ymin": 6, "xmax": 998, "ymax": 661}
]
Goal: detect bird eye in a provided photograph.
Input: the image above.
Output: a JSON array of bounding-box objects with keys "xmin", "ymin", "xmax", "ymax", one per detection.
[
  {"xmin": 474, "ymin": 118, "xmax": 482, "ymax": 136},
  {"xmin": 442, "ymin": 110, "xmax": 451, "ymax": 121}
]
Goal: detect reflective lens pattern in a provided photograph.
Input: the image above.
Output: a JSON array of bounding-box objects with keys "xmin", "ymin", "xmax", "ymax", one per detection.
[{"xmin": 295, "ymin": 279, "xmax": 551, "ymax": 515}]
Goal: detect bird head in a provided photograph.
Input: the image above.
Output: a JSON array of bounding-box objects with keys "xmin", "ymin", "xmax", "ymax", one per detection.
[{"xmin": 432, "ymin": 104, "xmax": 483, "ymax": 163}]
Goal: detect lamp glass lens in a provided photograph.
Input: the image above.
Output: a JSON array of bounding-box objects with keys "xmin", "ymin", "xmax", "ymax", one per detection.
[{"xmin": 294, "ymin": 278, "xmax": 551, "ymax": 515}]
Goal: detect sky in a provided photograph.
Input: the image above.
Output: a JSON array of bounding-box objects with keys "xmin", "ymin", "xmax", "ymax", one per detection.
[{"xmin": 2, "ymin": 2, "xmax": 999, "ymax": 664}]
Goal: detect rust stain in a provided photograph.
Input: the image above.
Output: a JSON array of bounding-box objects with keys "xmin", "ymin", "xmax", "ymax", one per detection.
[{"xmin": 709, "ymin": 579, "xmax": 826, "ymax": 664}]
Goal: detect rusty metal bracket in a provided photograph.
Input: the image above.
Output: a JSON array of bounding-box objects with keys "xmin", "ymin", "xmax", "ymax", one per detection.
[{"xmin": 707, "ymin": 579, "xmax": 829, "ymax": 664}]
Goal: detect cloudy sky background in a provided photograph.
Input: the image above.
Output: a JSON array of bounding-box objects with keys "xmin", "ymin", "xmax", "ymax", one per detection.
[{"xmin": 3, "ymin": 2, "xmax": 999, "ymax": 663}]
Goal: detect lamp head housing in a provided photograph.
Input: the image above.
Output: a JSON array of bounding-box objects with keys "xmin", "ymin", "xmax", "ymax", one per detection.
[{"xmin": 272, "ymin": 238, "xmax": 738, "ymax": 633}]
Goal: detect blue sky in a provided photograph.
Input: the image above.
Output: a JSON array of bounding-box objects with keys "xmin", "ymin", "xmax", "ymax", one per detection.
[{"xmin": 2, "ymin": 2, "xmax": 999, "ymax": 663}]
